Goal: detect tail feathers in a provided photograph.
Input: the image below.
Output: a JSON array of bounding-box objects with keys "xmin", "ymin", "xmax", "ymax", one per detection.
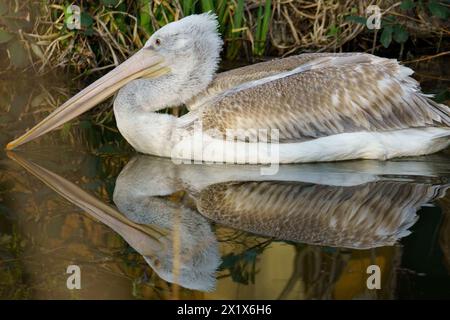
[
  {"xmin": 426, "ymin": 97, "xmax": 450, "ymax": 127},
  {"xmin": 391, "ymin": 60, "xmax": 450, "ymax": 128}
]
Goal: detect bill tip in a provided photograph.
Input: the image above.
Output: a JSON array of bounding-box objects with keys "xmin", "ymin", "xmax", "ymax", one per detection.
[
  {"xmin": 6, "ymin": 150, "xmax": 14, "ymax": 158},
  {"xmin": 6, "ymin": 141, "xmax": 16, "ymax": 150}
]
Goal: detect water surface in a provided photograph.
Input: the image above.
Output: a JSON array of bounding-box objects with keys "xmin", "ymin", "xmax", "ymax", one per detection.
[{"xmin": 1, "ymin": 61, "xmax": 450, "ymax": 299}]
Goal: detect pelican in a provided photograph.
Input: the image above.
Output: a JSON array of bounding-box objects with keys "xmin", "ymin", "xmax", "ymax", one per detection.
[{"xmin": 6, "ymin": 13, "xmax": 450, "ymax": 163}]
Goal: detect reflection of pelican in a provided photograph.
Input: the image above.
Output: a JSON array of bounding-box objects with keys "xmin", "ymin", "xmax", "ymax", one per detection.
[
  {"xmin": 6, "ymin": 14, "xmax": 450, "ymax": 162},
  {"xmin": 112, "ymin": 181, "xmax": 220, "ymax": 292},
  {"xmin": 8, "ymin": 152, "xmax": 220, "ymax": 292},
  {"xmin": 8, "ymin": 152, "xmax": 450, "ymax": 291},
  {"xmin": 116, "ymin": 156, "xmax": 449, "ymax": 249}
]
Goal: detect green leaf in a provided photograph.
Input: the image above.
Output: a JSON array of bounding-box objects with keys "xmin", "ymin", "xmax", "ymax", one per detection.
[
  {"xmin": 400, "ymin": 0, "xmax": 415, "ymax": 10},
  {"xmin": 200, "ymin": 0, "xmax": 214, "ymax": 12},
  {"xmin": 101, "ymin": 0, "xmax": 120, "ymax": 7},
  {"xmin": 81, "ymin": 12, "xmax": 93, "ymax": 27},
  {"xmin": 7, "ymin": 40, "xmax": 28, "ymax": 68},
  {"xmin": 428, "ymin": 0, "xmax": 449, "ymax": 19},
  {"xmin": 380, "ymin": 26, "xmax": 393, "ymax": 48},
  {"xmin": 393, "ymin": 24, "xmax": 409, "ymax": 43},
  {"xmin": 64, "ymin": 4, "xmax": 71, "ymax": 16},
  {"xmin": 0, "ymin": 29, "xmax": 13, "ymax": 43},
  {"xmin": 382, "ymin": 15, "xmax": 396, "ymax": 26},
  {"xmin": 253, "ymin": 0, "xmax": 271, "ymax": 56},
  {"xmin": 64, "ymin": 14, "xmax": 73, "ymax": 28},
  {"xmin": 327, "ymin": 24, "xmax": 340, "ymax": 37},
  {"xmin": 345, "ymin": 15, "xmax": 367, "ymax": 25}
]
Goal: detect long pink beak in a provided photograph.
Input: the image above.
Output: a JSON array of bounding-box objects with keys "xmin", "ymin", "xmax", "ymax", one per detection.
[{"xmin": 6, "ymin": 49, "xmax": 168, "ymax": 150}]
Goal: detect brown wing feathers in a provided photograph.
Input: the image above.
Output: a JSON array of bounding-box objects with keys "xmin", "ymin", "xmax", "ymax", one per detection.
[
  {"xmin": 195, "ymin": 53, "xmax": 450, "ymax": 142},
  {"xmin": 196, "ymin": 180, "xmax": 435, "ymax": 248}
]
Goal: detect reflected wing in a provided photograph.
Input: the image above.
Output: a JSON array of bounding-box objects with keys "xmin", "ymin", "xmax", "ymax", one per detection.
[
  {"xmin": 196, "ymin": 180, "xmax": 447, "ymax": 249},
  {"xmin": 193, "ymin": 53, "xmax": 450, "ymax": 142}
]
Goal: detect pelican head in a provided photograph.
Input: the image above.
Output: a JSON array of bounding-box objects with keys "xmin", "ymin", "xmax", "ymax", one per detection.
[
  {"xmin": 144, "ymin": 12, "xmax": 222, "ymax": 76},
  {"xmin": 6, "ymin": 12, "xmax": 222, "ymax": 150},
  {"xmin": 142, "ymin": 228, "xmax": 221, "ymax": 292}
]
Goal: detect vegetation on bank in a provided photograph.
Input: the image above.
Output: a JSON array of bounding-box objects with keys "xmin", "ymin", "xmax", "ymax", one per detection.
[{"xmin": 0, "ymin": 0, "xmax": 449, "ymax": 75}]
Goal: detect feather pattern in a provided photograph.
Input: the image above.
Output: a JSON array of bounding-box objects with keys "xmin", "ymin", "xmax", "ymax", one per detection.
[
  {"xmin": 196, "ymin": 180, "xmax": 448, "ymax": 249},
  {"xmin": 183, "ymin": 53, "xmax": 450, "ymax": 143},
  {"xmin": 185, "ymin": 52, "xmax": 358, "ymax": 110}
]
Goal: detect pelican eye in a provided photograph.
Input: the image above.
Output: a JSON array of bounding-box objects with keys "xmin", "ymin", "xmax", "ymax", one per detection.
[{"xmin": 155, "ymin": 38, "xmax": 161, "ymax": 46}]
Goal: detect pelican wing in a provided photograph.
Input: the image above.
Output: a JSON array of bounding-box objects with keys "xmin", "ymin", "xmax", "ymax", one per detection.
[
  {"xmin": 194, "ymin": 53, "xmax": 450, "ymax": 142},
  {"xmin": 186, "ymin": 53, "xmax": 360, "ymax": 110},
  {"xmin": 196, "ymin": 180, "xmax": 447, "ymax": 249}
]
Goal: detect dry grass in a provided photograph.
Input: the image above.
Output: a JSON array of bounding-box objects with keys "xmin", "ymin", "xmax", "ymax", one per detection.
[{"xmin": 0, "ymin": 0, "xmax": 446, "ymax": 76}]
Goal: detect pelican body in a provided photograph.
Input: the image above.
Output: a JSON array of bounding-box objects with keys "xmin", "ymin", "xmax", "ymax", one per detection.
[{"xmin": 6, "ymin": 13, "xmax": 450, "ymax": 163}]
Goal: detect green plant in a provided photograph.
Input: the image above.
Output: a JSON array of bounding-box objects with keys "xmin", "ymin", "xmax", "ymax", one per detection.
[
  {"xmin": 345, "ymin": 12, "xmax": 410, "ymax": 49},
  {"xmin": 253, "ymin": 0, "xmax": 271, "ymax": 56},
  {"xmin": 0, "ymin": 1, "xmax": 31, "ymax": 68},
  {"xmin": 345, "ymin": 0, "xmax": 448, "ymax": 49}
]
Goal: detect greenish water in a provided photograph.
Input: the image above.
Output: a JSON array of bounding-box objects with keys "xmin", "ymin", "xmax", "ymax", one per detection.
[{"xmin": 0, "ymin": 59, "xmax": 450, "ymax": 299}]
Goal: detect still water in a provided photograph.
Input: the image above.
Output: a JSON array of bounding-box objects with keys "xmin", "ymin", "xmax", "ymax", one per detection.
[{"xmin": 1, "ymin": 60, "xmax": 450, "ymax": 299}]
